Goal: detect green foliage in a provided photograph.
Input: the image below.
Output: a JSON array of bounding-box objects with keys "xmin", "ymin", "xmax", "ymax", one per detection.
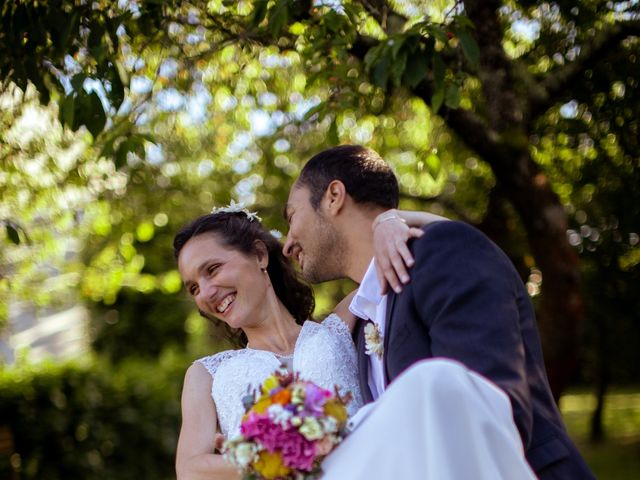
[
  {"xmin": 561, "ymin": 389, "xmax": 640, "ymax": 480},
  {"xmin": 0, "ymin": 0, "xmax": 638, "ymax": 393},
  {"xmin": 90, "ymin": 289, "xmax": 190, "ymax": 362},
  {"xmin": 0, "ymin": 357, "xmax": 184, "ymax": 479}
]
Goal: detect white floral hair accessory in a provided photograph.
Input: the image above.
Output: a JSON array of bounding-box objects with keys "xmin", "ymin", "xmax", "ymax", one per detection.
[{"xmin": 211, "ymin": 200, "xmax": 262, "ymax": 222}]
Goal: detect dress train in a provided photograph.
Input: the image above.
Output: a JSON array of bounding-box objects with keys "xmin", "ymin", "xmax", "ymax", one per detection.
[{"xmin": 322, "ymin": 359, "xmax": 537, "ymax": 479}]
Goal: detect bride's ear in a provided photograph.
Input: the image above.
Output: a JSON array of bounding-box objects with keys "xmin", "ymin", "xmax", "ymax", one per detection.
[{"xmin": 253, "ymin": 240, "xmax": 269, "ymax": 270}]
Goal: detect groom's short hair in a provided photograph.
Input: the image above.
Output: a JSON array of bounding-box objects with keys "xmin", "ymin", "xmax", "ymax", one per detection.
[{"xmin": 298, "ymin": 145, "xmax": 399, "ymax": 210}]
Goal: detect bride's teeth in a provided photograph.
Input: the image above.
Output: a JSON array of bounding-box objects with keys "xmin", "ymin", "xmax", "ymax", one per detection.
[{"xmin": 217, "ymin": 294, "xmax": 235, "ymax": 313}]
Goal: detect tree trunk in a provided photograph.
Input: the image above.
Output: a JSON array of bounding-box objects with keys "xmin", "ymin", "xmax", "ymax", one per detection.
[
  {"xmin": 590, "ymin": 320, "xmax": 609, "ymax": 443},
  {"xmin": 493, "ymin": 151, "xmax": 584, "ymax": 401}
]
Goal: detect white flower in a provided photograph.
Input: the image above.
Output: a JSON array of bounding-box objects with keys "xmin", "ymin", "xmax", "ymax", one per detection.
[
  {"xmin": 320, "ymin": 416, "xmax": 339, "ymax": 434},
  {"xmin": 233, "ymin": 442, "xmax": 259, "ymax": 468},
  {"xmin": 364, "ymin": 322, "xmax": 384, "ymax": 359},
  {"xmin": 211, "ymin": 200, "xmax": 261, "ymax": 222},
  {"xmin": 291, "ymin": 385, "xmax": 305, "ymax": 405},
  {"xmin": 267, "ymin": 404, "xmax": 293, "ymax": 426},
  {"xmin": 299, "ymin": 417, "xmax": 324, "ymax": 440}
]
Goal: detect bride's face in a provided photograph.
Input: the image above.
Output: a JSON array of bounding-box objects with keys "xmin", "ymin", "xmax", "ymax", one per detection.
[{"xmin": 177, "ymin": 233, "xmax": 268, "ymax": 329}]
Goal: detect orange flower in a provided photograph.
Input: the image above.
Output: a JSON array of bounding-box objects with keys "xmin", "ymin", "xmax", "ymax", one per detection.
[
  {"xmin": 272, "ymin": 388, "xmax": 292, "ymax": 405},
  {"xmin": 254, "ymin": 451, "xmax": 290, "ymax": 479}
]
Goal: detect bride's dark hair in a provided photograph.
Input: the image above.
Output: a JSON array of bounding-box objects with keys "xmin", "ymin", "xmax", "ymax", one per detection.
[{"xmin": 173, "ymin": 211, "xmax": 315, "ymax": 347}]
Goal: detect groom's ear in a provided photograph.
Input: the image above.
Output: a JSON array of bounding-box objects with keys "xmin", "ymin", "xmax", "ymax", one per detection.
[{"xmin": 324, "ymin": 180, "xmax": 347, "ymax": 216}]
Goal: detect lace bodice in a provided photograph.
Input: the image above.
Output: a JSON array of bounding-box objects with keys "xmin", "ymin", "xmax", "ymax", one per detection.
[{"xmin": 196, "ymin": 314, "xmax": 364, "ymax": 439}]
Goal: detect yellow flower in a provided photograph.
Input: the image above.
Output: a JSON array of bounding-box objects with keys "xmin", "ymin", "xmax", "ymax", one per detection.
[
  {"xmin": 250, "ymin": 395, "xmax": 273, "ymax": 414},
  {"xmin": 261, "ymin": 375, "xmax": 279, "ymax": 395},
  {"xmin": 324, "ymin": 399, "xmax": 348, "ymax": 425},
  {"xmin": 254, "ymin": 451, "xmax": 290, "ymax": 479}
]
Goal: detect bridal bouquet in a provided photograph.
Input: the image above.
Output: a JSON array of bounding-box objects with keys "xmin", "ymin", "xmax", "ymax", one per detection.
[{"xmin": 223, "ymin": 370, "xmax": 351, "ymax": 479}]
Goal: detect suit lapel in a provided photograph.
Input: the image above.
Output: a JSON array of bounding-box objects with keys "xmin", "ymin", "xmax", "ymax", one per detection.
[
  {"xmin": 383, "ymin": 292, "xmax": 397, "ymax": 387},
  {"xmin": 354, "ymin": 318, "xmax": 374, "ymax": 403}
]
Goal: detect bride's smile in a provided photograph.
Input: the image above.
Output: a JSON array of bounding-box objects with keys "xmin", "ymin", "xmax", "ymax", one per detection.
[{"xmin": 215, "ymin": 293, "xmax": 235, "ymax": 314}]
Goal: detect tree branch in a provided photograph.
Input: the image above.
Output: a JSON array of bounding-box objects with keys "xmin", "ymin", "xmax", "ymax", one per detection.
[
  {"xmin": 529, "ymin": 19, "xmax": 640, "ymax": 119},
  {"xmin": 399, "ymin": 192, "xmax": 474, "ymax": 224},
  {"xmin": 354, "ymin": 0, "xmax": 408, "ymax": 34}
]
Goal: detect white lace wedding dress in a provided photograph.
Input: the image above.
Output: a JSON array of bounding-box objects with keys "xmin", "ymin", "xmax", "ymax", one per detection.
[
  {"xmin": 196, "ymin": 314, "xmax": 363, "ymax": 439},
  {"xmin": 196, "ymin": 314, "xmax": 537, "ymax": 480}
]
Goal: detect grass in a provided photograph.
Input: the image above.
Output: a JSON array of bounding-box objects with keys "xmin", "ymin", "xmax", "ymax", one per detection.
[{"xmin": 560, "ymin": 388, "xmax": 640, "ymax": 479}]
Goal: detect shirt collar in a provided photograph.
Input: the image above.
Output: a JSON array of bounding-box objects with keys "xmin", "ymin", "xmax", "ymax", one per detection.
[{"xmin": 349, "ymin": 259, "xmax": 384, "ymax": 322}]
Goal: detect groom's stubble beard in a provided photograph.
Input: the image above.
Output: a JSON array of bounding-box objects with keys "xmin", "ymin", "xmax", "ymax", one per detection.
[{"xmin": 301, "ymin": 213, "xmax": 349, "ymax": 284}]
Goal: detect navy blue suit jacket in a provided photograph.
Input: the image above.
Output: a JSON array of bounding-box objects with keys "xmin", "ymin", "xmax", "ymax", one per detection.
[{"xmin": 355, "ymin": 221, "xmax": 594, "ymax": 479}]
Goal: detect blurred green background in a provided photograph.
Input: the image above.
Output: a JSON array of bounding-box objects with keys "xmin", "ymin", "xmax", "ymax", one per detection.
[{"xmin": 1, "ymin": 0, "xmax": 638, "ymax": 478}]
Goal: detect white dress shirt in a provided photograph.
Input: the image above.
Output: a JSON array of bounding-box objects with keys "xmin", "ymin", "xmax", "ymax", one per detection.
[{"xmin": 349, "ymin": 259, "xmax": 387, "ymax": 400}]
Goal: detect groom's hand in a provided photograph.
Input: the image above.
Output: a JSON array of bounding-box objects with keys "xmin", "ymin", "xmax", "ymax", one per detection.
[{"xmin": 373, "ymin": 211, "xmax": 424, "ymax": 294}]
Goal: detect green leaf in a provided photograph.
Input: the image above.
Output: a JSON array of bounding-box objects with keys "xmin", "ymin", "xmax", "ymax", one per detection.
[
  {"xmin": 364, "ymin": 43, "xmax": 386, "ymax": 71},
  {"xmin": 83, "ymin": 91, "xmax": 107, "ymax": 138},
  {"xmin": 6, "ymin": 224, "xmax": 20, "ymax": 245},
  {"xmin": 390, "ymin": 35, "xmax": 406, "ymax": 60},
  {"xmin": 114, "ymin": 135, "xmax": 146, "ymax": 169},
  {"xmin": 59, "ymin": 94, "xmax": 76, "ymax": 129},
  {"xmin": 455, "ymin": 14, "xmax": 475, "ymax": 30},
  {"xmin": 251, "ymin": 0, "xmax": 269, "ymax": 28},
  {"xmin": 426, "ymin": 25, "xmax": 448, "ymax": 45},
  {"xmin": 424, "ymin": 153, "xmax": 441, "ymax": 179},
  {"xmin": 88, "ymin": 23, "xmax": 106, "ymax": 62},
  {"xmin": 432, "ymin": 54, "xmax": 445, "ymax": 90},
  {"xmin": 106, "ymin": 63, "xmax": 125, "ymax": 110},
  {"xmin": 328, "ymin": 117, "xmax": 339, "ymax": 145},
  {"xmin": 390, "ymin": 48, "xmax": 408, "ymax": 87},
  {"xmin": 372, "ymin": 51, "xmax": 391, "ymax": 90},
  {"xmin": 445, "ymin": 84, "xmax": 460, "ymax": 109},
  {"xmin": 303, "ymin": 101, "xmax": 326, "ymax": 121},
  {"xmin": 70, "ymin": 73, "xmax": 87, "ymax": 91},
  {"xmin": 403, "ymin": 51, "xmax": 429, "ymax": 88},
  {"xmin": 455, "ymin": 28, "xmax": 480, "ymax": 69},
  {"xmin": 268, "ymin": 0, "xmax": 289, "ymax": 37},
  {"xmin": 431, "ymin": 86, "xmax": 444, "ymax": 113}
]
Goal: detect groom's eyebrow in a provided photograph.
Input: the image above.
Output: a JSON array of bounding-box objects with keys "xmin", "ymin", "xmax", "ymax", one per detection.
[{"xmin": 282, "ymin": 204, "xmax": 290, "ymax": 222}]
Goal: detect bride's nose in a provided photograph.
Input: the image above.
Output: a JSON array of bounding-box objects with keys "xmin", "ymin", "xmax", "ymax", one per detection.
[{"xmin": 198, "ymin": 279, "xmax": 219, "ymax": 304}]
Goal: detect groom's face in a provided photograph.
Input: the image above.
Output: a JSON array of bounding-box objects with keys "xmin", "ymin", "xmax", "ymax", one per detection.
[{"xmin": 283, "ymin": 184, "xmax": 346, "ymax": 283}]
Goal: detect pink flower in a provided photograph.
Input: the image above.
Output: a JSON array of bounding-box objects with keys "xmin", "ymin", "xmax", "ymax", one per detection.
[
  {"xmin": 315, "ymin": 435, "xmax": 335, "ymax": 456},
  {"xmin": 303, "ymin": 383, "xmax": 332, "ymax": 416},
  {"xmin": 241, "ymin": 413, "xmax": 275, "ymax": 439},
  {"xmin": 243, "ymin": 415, "xmax": 316, "ymax": 471},
  {"xmin": 278, "ymin": 428, "xmax": 317, "ymax": 471}
]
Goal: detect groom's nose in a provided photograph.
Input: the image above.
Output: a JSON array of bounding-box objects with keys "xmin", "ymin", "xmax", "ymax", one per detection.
[
  {"xmin": 282, "ymin": 235, "xmax": 293, "ymax": 258},
  {"xmin": 282, "ymin": 235, "xmax": 297, "ymax": 260}
]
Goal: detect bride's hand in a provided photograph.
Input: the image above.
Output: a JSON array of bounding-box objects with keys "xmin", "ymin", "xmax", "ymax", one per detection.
[
  {"xmin": 373, "ymin": 210, "xmax": 424, "ymax": 295},
  {"xmin": 214, "ymin": 433, "xmax": 225, "ymax": 453}
]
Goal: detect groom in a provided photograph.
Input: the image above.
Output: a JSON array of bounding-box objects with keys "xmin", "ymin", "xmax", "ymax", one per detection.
[{"xmin": 283, "ymin": 145, "xmax": 594, "ymax": 479}]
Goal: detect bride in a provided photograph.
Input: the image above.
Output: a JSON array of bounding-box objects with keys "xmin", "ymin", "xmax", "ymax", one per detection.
[{"xmin": 173, "ymin": 207, "xmax": 536, "ymax": 480}]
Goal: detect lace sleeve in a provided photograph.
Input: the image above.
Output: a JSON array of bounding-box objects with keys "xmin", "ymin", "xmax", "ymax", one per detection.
[
  {"xmin": 195, "ymin": 350, "xmax": 239, "ymax": 378},
  {"xmin": 322, "ymin": 313, "xmax": 356, "ymax": 350}
]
